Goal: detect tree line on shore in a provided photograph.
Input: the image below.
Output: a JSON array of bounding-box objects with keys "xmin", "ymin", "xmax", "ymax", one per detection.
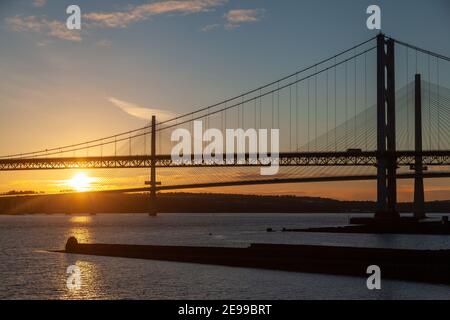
[{"xmin": 0, "ymin": 192, "xmax": 449, "ymax": 214}]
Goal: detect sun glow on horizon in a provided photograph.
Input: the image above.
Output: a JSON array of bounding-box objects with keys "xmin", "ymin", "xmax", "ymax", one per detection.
[{"xmin": 67, "ymin": 173, "xmax": 94, "ymax": 192}]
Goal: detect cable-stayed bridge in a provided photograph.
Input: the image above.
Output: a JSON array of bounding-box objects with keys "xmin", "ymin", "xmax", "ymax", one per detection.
[{"xmin": 1, "ymin": 33, "xmax": 450, "ymax": 218}]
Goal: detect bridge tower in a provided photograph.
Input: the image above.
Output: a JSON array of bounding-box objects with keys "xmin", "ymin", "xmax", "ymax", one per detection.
[
  {"xmin": 149, "ymin": 115, "xmax": 158, "ymax": 216},
  {"xmin": 375, "ymin": 33, "xmax": 400, "ymax": 219},
  {"xmin": 414, "ymin": 74, "xmax": 426, "ymax": 219}
]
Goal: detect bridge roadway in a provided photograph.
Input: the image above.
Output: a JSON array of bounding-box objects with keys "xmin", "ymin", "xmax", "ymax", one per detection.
[{"xmin": 0, "ymin": 151, "xmax": 449, "ymax": 171}]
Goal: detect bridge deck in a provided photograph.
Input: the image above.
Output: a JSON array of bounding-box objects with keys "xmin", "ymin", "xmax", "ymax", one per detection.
[{"xmin": 0, "ymin": 151, "xmax": 449, "ymax": 171}]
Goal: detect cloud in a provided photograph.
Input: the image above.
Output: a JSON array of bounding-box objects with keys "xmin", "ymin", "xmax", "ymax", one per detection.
[
  {"xmin": 46, "ymin": 20, "xmax": 82, "ymax": 41},
  {"xmin": 224, "ymin": 8, "xmax": 265, "ymax": 29},
  {"xmin": 6, "ymin": 15, "xmax": 81, "ymax": 42},
  {"xmin": 85, "ymin": 0, "xmax": 227, "ymax": 28},
  {"xmin": 33, "ymin": 0, "xmax": 46, "ymax": 7},
  {"xmin": 6, "ymin": 15, "xmax": 42, "ymax": 32},
  {"xmin": 108, "ymin": 97, "xmax": 177, "ymax": 121},
  {"xmin": 6, "ymin": 1, "xmax": 226, "ymax": 43},
  {"xmin": 7, "ymin": 1, "xmax": 263, "ymax": 43},
  {"xmin": 202, "ymin": 8, "xmax": 266, "ymax": 31},
  {"xmin": 201, "ymin": 23, "xmax": 220, "ymax": 32}
]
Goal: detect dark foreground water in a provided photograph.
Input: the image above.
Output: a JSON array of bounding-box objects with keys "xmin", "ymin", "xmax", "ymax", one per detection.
[{"xmin": 0, "ymin": 213, "xmax": 449, "ymax": 300}]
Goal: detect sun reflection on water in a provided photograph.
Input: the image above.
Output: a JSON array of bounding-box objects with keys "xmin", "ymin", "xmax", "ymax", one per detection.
[
  {"xmin": 69, "ymin": 216, "xmax": 92, "ymax": 224},
  {"xmin": 60, "ymin": 216, "xmax": 105, "ymax": 299},
  {"xmin": 67, "ymin": 214, "xmax": 93, "ymax": 243},
  {"xmin": 60, "ymin": 260, "xmax": 106, "ymax": 300}
]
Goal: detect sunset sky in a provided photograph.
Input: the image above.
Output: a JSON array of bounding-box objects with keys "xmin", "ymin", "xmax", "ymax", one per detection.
[{"xmin": 1, "ymin": 0, "xmax": 450, "ymax": 201}]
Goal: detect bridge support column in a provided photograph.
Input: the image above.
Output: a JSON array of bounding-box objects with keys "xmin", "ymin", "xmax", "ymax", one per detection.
[
  {"xmin": 149, "ymin": 115, "xmax": 158, "ymax": 216},
  {"xmin": 414, "ymin": 74, "xmax": 426, "ymax": 219},
  {"xmin": 386, "ymin": 38, "xmax": 398, "ymax": 217},
  {"xmin": 375, "ymin": 34, "xmax": 399, "ymax": 219}
]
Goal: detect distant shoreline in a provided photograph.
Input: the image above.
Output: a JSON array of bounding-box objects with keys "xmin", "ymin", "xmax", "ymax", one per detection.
[{"xmin": 0, "ymin": 192, "xmax": 449, "ymax": 215}]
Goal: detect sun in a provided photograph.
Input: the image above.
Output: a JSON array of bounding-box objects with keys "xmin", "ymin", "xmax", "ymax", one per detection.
[{"xmin": 68, "ymin": 173, "xmax": 93, "ymax": 192}]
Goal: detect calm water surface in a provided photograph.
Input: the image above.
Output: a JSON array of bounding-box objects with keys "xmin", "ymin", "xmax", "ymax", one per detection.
[{"xmin": 0, "ymin": 213, "xmax": 449, "ymax": 300}]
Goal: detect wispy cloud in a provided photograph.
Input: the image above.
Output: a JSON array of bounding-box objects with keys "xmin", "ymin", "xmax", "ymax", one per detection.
[
  {"xmin": 108, "ymin": 97, "xmax": 177, "ymax": 121},
  {"xmin": 6, "ymin": 15, "xmax": 81, "ymax": 41},
  {"xmin": 33, "ymin": 0, "xmax": 46, "ymax": 7},
  {"xmin": 7, "ymin": 0, "xmax": 226, "ymax": 43},
  {"xmin": 85, "ymin": 0, "xmax": 227, "ymax": 28},
  {"xmin": 6, "ymin": 15, "xmax": 42, "ymax": 32},
  {"xmin": 46, "ymin": 20, "xmax": 82, "ymax": 41},
  {"xmin": 7, "ymin": 1, "xmax": 263, "ymax": 43},
  {"xmin": 201, "ymin": 23, "xmax": 220, "ymax": 32},
  {"xmin": 202, "ymin": 8, "xmax": 266, "ymax": 31},
  {"xmin": 224, "ymin": 8, "xmax": 265, "ymax": 29}
]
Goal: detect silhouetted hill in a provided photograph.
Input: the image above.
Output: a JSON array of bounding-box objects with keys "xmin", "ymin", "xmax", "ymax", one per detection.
[{"xmin": 0, "ymin": 192, "xmax": 449, "ymax": 214}]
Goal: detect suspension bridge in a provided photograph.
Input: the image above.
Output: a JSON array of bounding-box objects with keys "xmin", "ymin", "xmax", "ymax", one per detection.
[{"xmin": 1, "ymin": 33, "xmax": 450, "ymax": 218}]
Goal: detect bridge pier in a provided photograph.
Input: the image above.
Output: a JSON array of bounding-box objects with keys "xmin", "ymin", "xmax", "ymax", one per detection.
[
  {"xmin": 149, "ymin": 115, "xmax": 158, "ymax": 216},
  {"xmin": 376, "ymin": 33, "xmax": 388, "ymax": 216},
  {"xmin": 414, "ymin": 74, "xmax": 426, "ymax": 219},
  {"xmin": 375, "ymin": 34, "xmax": 399, "ymax": 220}
]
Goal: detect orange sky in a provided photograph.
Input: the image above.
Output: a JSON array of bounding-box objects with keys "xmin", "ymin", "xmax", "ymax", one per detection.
[{"xmin": 1, "ymin": 168, "xmax": 450, "ymax": 202}]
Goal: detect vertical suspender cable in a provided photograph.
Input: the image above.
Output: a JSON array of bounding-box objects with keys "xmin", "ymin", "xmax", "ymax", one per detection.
[
  {"xmin": 428, "ymin": 54, "xmax": 431, "ymax": 149},
  {"xmin": 307, "ymin": 78, "xmax": 310, "ymax": 151},
  {"xmin": 143, "ymin": 131, "xmax": 146, "ymax": 155},
  {"xmin": 437, "ymin": 57, "xmax": 440, "ymax": 150},
  {"xmin": 237, "ymin": 99, "xmax": 240, "ymax": 129},
  {"xmin": 254, "ymin": 96, "xmax": 257, "ymax": 129},
  {"xmin": 271, "ymin": 91, "xmax": 274, "ymax": 129},
  {"xmin": 277, "ymin": 82, "xmax": 280, "ymax": 130},
  {"xmin": 223, "ymin": 103, "xmax": 226, "ymax": 133},
  {"xmin": 158, "ymin": 121, "xmax": 161, "ymax": 155},
  {"xmin": 335, "ymin": 57, "xmax": 337, "ymax": 152},
  {"xmin": 406, "ymin": 47, "xmax": 409, "ymax": 150},
  {"xmin": 221, "ymin": 105, "xmax": 224, "ymax": 135},
  {"xmin": 364, "ymin": 52, "xmax": 368, "ymax": 151},
  {"xmin": 354, "ymin": 49, "xmax": 357, "ymax": 148},
  {"xmin": 296, "ymin": 74, "xmax": 299, "ymax": 150},
  {"xmin": 259, "ymin": 89, "xmax": 262, "ymax": 130},
  {"xmin": 241, "ymin": 97, "xmax": 244, "ymax": 129},
  {"xmin": 289, "ymin": 85, "xmax": 292, "ymax": 150},
  {"xmin": 345, "ymin": 60, "xmax": 348, "ymax": 150},
  {"xmin": 326, "ymin": 69, "xmax": 329, "ymax": 150},
  {"xmin": 315, "ymin": 66, "xmax": 318, "ymax": 151}
]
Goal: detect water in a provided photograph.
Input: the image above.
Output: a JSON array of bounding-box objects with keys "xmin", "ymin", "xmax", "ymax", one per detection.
[{"xmin": 0, "ymin": 213, "xmax": 449, "ymax": 300}]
